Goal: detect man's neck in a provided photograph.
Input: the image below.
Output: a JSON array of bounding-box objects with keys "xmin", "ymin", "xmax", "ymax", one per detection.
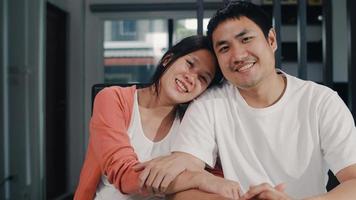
[{"xmin": 238, "ymin": 72, "xmax": 286, "ymax": 108}]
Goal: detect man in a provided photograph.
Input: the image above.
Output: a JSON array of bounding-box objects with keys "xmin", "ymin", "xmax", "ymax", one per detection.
[{"xmin": 138, "ymin": 1, "xmax": 356, "ymax": 199}]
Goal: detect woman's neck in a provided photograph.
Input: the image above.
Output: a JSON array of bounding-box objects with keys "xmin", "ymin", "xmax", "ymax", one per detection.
[
  {"xmin": 137, "ymin": 86, "xmax": 177, "ymax": 142},
  {"xmin": 137, "ymin": 86, "xmax": 177, "ymax": 117}
]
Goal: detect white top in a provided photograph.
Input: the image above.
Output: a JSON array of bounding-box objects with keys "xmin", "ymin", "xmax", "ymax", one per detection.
[
  {"xmin": 95, "ymin": 91, "xmax": 180, "ymax": 200},
  {"xmin": 172, "ymin": 71, "xmax": 356, "ymax": 199}
]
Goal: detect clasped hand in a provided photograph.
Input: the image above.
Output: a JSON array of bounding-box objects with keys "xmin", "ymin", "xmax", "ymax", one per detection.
[
  {"xmin": 132, "ymin": 153, "xmax": 242, "ymax": 199},
  {"xmin": 132, "ymin": 154, "xmax": 188, "ymax": 194},
  {"xmin": 133, "ymin": 154, "xmax": 293, "ymax": 200}
]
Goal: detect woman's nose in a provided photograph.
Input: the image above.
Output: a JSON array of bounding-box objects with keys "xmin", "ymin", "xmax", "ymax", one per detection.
[{"xmin": 184, "ymin": 73, "xmax": 195, "ymax": 86}]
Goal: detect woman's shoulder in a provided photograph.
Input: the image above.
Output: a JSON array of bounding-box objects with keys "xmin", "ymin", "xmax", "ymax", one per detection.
[
  {"xmin": 93, "ymin": 85, "xmax": 137, "ymax": 113},
  {"xmin": 97, "ymin": 85, "xmax": 136, "ymax": 100}
]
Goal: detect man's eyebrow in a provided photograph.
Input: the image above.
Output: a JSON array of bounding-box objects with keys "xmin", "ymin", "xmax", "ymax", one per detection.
[
  {"xmin": 214, "ymin": 40, "xmax": 227, "ymax": 49},
  {"xmin": 235, "ymin": 29, "xmax": 249, "ymax": 38},
  {"xmin": 214, "ymin": 28, "xmax": 250, "ymax": 48}
]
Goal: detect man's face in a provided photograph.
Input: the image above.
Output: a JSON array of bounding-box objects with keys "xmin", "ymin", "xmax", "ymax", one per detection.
[{"xmin": 212, "ymin": 17, "xmax": 277, "ymax": 90}]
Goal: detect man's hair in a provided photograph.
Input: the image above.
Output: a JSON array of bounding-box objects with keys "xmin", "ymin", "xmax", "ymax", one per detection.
[{"xmin": 207, "ymin": 1, "xmax": 272, "ymax": 42}]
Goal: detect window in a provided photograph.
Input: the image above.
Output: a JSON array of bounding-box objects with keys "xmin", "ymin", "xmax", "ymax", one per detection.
[
  {"xmin": 173, "ymin": 18, "xmax": 210, "ymax": 43},
  {"xmin": 103, "ymin": 19, "xmax": 168, "ymax": 83},
  {"xmin": 103, "ymin": 18, "xmax": 210, "ymax": 84},
  {"xmin": 107, "ymin": 20, "xmax": 137, "ymax": 41}
]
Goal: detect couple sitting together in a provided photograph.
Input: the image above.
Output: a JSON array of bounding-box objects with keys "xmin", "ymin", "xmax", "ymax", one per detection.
[{"xmin": 75, "ymin": 1, "xmax": 356, "ymax": 200}]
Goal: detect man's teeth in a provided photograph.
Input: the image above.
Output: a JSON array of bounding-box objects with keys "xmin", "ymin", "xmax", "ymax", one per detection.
[
  {"xmin": 176, "ymin": 79, "xmax": 188, "ymax": 92},
  {"xmin": 238, "ymin": 63, "xmax": 254, "ymax": 72}
]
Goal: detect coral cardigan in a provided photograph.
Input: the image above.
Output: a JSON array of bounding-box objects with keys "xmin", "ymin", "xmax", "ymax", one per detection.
[
  {"xmin": 74, "ymin": 86, "xmax": 139, "ymax": 200},
  {"xmin": 74, "ymin": 85, "xmax": 224, "ymax": 200}
]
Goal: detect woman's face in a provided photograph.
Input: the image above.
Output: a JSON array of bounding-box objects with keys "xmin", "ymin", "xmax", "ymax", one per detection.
[{"xmin": 159, "ymin": 49, "xmax": 217, "ymax": 104}]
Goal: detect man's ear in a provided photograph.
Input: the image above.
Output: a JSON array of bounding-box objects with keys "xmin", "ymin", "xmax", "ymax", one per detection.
[
  {"xmin": 268, "ymin": 28, "xmax": 278, "ymax": 52},
  {"xmin": 162, "ymin": 53, "xmax": 173, "ymax": 66}
]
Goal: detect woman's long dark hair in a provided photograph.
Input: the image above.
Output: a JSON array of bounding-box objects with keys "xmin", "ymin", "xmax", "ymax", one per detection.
[{"xmin": 150, "ymin": 35, "xmax": 222, "ymax": 95}]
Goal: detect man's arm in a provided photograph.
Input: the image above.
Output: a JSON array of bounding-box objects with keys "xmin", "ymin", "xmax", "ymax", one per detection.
[
  {"xmin": 239, "ymin": 165, "xmax": 356, "ymax": 200},
  {"xmin": 313, "ymin": 164, "xmax": 356, "ymax": 200},
  {"xmin": 168, "ymin": 189, "xmax": 229, "ymax": 200},
  {"xmin": 166, "ymin": 170, "xmax": 241, "ymax": 200},
  {"xmin": 314, "ymin": 91, "xmax": 356, "ymax": 199}
]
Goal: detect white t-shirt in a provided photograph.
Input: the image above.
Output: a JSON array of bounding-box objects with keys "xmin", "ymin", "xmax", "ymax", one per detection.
[
  {"xmin": 95, "ymin": 91, "xmax": 180, "ymax": 200},
  {"xmin": 172, "ymin": 72, "xmax": 356, "ymax": 199}
]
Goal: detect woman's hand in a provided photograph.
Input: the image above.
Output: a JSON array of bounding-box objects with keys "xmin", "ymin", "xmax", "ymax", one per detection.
[{"xmin": 133, "ymin": 152, "xmax": 204, "ymax": 194}]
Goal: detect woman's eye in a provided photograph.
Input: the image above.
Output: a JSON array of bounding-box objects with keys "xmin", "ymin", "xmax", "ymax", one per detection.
[
  {"xmin": 199, "ymin": 75, "xmax": 208, "ymax": 84},
  {"xmin": 186, "ymin": 60, "xmax": 193, "ymax": 68}
]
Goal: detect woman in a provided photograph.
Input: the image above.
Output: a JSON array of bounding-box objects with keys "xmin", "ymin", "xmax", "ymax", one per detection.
[{"xmin": 74, "ymin": 35, "xmax": 223, "ymax": 200}]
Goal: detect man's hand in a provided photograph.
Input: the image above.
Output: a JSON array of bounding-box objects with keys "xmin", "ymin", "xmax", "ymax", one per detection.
[
  {"xmin": 240, "ymin": 183, "xmax": 292, "ymax": 200},
  {"xmin": 195, "ymin": 171, "xmax": 242, "ymax": 200},
  {"xmin": 133, "ymin": 152, "xmax": 203, "ymax": 194}
]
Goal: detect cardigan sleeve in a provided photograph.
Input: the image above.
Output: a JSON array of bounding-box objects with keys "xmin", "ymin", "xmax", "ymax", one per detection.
[{"xmin": 90, "ymin": 86, "xmax": 141, "ymax": 194}]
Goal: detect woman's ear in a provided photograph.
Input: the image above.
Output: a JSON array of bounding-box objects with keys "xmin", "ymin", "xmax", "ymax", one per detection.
[{"xmin": 162, "ymin": 53, "xmax": 173, "ymax": 66}]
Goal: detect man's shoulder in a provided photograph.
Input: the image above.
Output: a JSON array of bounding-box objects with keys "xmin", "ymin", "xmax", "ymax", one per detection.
[{"xmin": 286, "ymin": 73, "xmax": 336, "ymax": 98}]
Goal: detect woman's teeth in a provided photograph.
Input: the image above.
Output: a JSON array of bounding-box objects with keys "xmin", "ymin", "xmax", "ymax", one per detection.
[{"xmin": 176, "ymin": 79, "xmax": 188, "ymax": 92}]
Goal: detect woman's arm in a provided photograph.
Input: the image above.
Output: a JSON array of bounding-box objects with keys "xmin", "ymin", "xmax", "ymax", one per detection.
[
  {"xmin": 135, "ymin": 152, "xmax": 241, "ymax": 199},
  {"xmin": 90, "ymin": 87, "xmax": 143, "ymax": 194},
  {"xmin": 74, "ymin": 87, "xmax": 141, "ymax": 200},
  {"xmin": 134, "ymin": 152, "xmax": 205, "ymax": 193}
]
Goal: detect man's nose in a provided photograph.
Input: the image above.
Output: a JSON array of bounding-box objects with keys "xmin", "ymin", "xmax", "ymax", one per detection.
[{"xmin": 230, "ymin": 45, "xmax": 248, "ymax": 64}]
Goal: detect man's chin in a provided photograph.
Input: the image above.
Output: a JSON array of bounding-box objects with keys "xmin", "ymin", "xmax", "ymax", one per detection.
[{"xmin": 232, "ymin": 81, "xmax": 260, "ymax": 90}]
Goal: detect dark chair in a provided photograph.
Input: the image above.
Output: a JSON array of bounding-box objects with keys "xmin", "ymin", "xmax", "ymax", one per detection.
[{"xmin": 326, "ymin": 170, "xmax": 340, "ymax": 191}]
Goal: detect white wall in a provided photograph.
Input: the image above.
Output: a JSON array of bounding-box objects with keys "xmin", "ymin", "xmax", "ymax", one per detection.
[
  {"xmin": 46, "ymin": 0, "xmax": 86, "ymax": 193},
  {"xmin": 66, "ymin": 0, "xmax": 86, "ymax": 192},
  {"xmin": 3, "ymin": 0, "xmax": 45, "ymax": 199}
]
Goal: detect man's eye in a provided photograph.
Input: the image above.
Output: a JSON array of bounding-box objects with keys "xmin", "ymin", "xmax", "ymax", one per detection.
[
  {"xmin": 242, "ymin": 37, "xmax": 253, "ymax": 43},
  {"xmin": 219, "ymin": 46, "xmax": 228, "ymax": 53}
]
